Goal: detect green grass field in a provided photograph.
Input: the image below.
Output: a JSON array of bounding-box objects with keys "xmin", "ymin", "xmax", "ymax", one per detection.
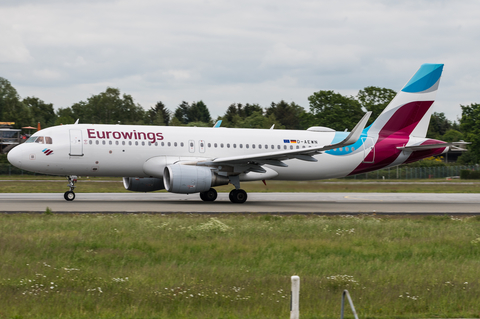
[
  {"xmin": 1, "ymin": 214, "xmax": 480, "ymax": 318},
  {"xmin": 1, "ymin": 176, "xmax": 480, "ymax": 193}
]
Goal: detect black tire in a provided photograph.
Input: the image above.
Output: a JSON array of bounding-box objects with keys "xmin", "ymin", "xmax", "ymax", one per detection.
[
  {"xmin": 229, "ymin": 189, "xmax": 247, "ymax": 204},
  {"xmin": 64, "ymin": 191, "xmax": 75, "ymax": 201},
  {"xmin": 200, "ymin": 188, "xmax": 217, "ymax": 202},
  {"xmin": 204, "ymin": 188, "xmax": 217, "ymax": 201}
]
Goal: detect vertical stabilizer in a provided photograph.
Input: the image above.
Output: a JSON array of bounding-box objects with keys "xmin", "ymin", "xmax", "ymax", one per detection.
[{"xmin": 368, "ymin": 64, "xmax": 444, "ymax": 139}]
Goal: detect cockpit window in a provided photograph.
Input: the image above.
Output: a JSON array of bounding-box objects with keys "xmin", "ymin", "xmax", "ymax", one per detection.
[
  {"xmin": 25, "ymin": 136, "xmax": 53, "ymax": 144},
  {"xmin": 25, "ymin": 136, "xmax": 38, "ymax": 143}
]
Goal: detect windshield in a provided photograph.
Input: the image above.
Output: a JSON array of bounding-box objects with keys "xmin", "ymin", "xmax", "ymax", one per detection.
[{"xmin": 25, "ymin": 136, "xmax": 53, "ymax": 144}]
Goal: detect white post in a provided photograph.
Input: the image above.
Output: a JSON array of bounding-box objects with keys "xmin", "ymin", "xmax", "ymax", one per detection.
[{"xmin": 290, "ymin": 275, "xmax": 300, "ymax": 319}]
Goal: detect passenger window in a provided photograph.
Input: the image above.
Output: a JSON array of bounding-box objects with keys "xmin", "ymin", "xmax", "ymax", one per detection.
[
  {"xmin": 181, "ymin": 142, "xmax": 184, "ymax": 147},
  {"xmin": 207, "ymin": 143, "xmax": 211, "ymax": 148},
  {"xmin": 89, "ymin": 140, "xmax": 92, "ymax": 145},
  {"xmin": 284, "ymin": 145, "xmax": 287, "ymax": 149},
  {"xmin": 252, "ymin": 144, "xmax": 255, "ymax": 149},
  {"xmin": 271, "ymin": 145, "xmax": 274, "ymax": 149},
  {"xmin": 155, "ymin": 142, "xmax": 158, "ymax": 146},
  {"xmin": 122, "ymin": 141, "xmax": 125, "ymax": 145},
  {"xmin": 135, "ymin": 141, "xmax": 138, "ymax": 146},
  {"xmin": 109, "ymin": 140, "xmax": 112, "ymax": 145},
  {"xmin": 142, "ymin": 141, "xmax": 145, "ymax": 146},
  {"xmin": 168, "ymin": 142, "xmax": 171, "ymax": 147},
  {"xmin": 290, "ymin": 145, "xmax": 293, "ymax": 149},
  {"xmin": 214, "ymin": 143, "xmax": 217, "ymax": 148},
  {"xmin": 102, "ymin": 140, "xmax": 106, "ymax": 145},
  {"xmin": 174, "ymin": 142, "xmax": 177, "ymax": 147},
  {"xmin": 161, "ymin": 142, "xmax": 164, "ymax": 146},
  {"xmin": 220, "ymin": 143, "xmax": 224, "ymax": 148},
  {"xmin": 233, "ymin": 144, "xmax": 236, "ymax": 148},
  {"xmin": 245, "ymin": 144, "xmax": 248, "ymax": 149},
  {"xmin": 277, "ymin": 145, "xmax": 280, "ymax": 149},
  {"xmin": 129, "ymin": 141, "xmax": 132, "ymax": 146},
  {"xmin": 115, "ymin": 141, "xmax": 119, "ymax": 145}
]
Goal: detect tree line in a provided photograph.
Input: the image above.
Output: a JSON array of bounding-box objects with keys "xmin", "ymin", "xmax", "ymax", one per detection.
[{"xmin": 1, "ymin": 77, "xmax": 478, "ymax": 164}]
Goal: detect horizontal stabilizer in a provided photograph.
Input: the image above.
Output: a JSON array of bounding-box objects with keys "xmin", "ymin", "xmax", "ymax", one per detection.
[{"xmin": 397, "ymin": 141, "xmax": 470, "ymax": 152}]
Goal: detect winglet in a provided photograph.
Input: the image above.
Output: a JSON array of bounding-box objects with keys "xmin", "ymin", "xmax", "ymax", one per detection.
[
  {"xmin": 335, "ymin": 112, "xmax": 371, "ymax": 146},
  {"xmin": 213, "ymin": 120, "xmax": 222, "ymax": 128}
]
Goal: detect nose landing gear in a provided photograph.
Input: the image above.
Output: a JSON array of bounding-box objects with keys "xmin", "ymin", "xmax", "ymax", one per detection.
[{"xmin": 64, "ymin": 175, "xmax": 77, "ymax": 201}]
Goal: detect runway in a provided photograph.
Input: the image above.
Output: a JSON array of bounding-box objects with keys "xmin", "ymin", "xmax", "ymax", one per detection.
[{"xmin": 1, "ymin": 192, "xmax": 480, "ymax": 214}]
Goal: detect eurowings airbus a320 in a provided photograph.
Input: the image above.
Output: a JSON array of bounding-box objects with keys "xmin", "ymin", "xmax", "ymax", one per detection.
[{"xmin": 8, "ymin": 64, "xmax": 465, "ymax": 203}]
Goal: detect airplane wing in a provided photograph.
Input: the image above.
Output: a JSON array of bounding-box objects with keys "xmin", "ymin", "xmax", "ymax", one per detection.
[{"xmin": 196, "ymin": 112, "xmax": 372, "ymax": 170}]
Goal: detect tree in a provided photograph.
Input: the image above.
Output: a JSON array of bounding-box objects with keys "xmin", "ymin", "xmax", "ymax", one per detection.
[
  {"xmin": 441, "ymin": 129, "xmax": 464, "ymax": 142},
  {"xmin": 146, "ymin": 101, "xmax": 170, "ymax": 126},
  {"xmin": 0, "ymin": 77, "xmax": 32, "ymax": 128},
  {"xmin": 55, "ymin": 107, "xmax": 75, "ymax": 125},
  {"xmin": 458, "ymin": 103, "xmax": 480, "ymax": 164},
  {"xmin": 306, "ymin": 90, "xmax": 364, "ymax": 131},
  {"xmin": 427, "ymin": 112, "xmax": 452, "ymax": 139},
  {"xmin": 265, "ymin": 100, "xmax": 305, "ymax": 129},
  {"xmin": 23, "ymin": 96, "xmax": 56, "ymax": 128},
  {"xmin": 173, "ymin": 101, "xmax": 212, "ymax": 125},
  {"xmin": 236, "ymin": 111, "xmax": 285, "ymax": 129},
  {"xmin": 69, "ymin": 87, "xmax": 145, "ymax": 124},
  {"xmin": 220, "ymin": 103, "xmax": 263, "ymax": 127},
  {"xmin": 357, "ymin": 86, "xmax": 396, "ymax": 125}
]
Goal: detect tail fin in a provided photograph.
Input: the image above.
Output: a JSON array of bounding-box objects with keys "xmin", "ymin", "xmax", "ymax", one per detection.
[{"xmin": 368, "ymin": 64, "xmax": 444, "ymax": 139}]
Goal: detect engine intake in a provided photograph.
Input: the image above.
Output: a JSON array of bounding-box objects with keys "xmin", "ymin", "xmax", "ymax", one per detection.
[
  {"xmin": 163, "ymin": 165, "xmax": 228, "ymax": 194},
  {"xmin": 123, "ymin": 177, "xmax": 165, "ymax": 192}
]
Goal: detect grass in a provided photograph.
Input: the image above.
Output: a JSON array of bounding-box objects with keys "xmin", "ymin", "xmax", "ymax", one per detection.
[
  {"xmin": 1, "ymin": 176, "xmax": 480, "ymax": 193},
  {"xmin": 1, "ymin": 214, "xmax": 480, "ymax": 318}
]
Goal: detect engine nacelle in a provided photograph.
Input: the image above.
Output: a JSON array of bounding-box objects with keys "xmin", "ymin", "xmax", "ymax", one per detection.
[
  {"xmin": 163, "ymin": 165, "xmax": 229, "ymax": 194},
  {"xmin": 123, "ymin": 177, "xmax": 165, "ymax": 192}
]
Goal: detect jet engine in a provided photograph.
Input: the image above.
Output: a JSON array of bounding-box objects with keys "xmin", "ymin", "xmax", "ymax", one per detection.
[
  {"xmin": 123, "ymin": 177, "xmax": 165, "ymax": 192},
  {"xmin": 163, "ymin": 165, "xmax": 229, "ymax": 194}
]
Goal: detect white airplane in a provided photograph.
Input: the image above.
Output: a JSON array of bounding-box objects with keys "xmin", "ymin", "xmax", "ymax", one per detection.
[{"xmin": 8, "ymin": 64, "xmax": 462, "ymax": 203}]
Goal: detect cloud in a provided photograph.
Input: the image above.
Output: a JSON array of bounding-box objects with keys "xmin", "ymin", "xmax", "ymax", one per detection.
[{"xmin": 0, "ymin": 0, "xmax": 479, "ymax": 121}]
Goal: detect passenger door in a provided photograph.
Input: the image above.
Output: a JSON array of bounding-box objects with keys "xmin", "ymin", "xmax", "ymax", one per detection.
[{"xmin": 69, "ymin": 129, "xmax": 83, "ymax": 156}]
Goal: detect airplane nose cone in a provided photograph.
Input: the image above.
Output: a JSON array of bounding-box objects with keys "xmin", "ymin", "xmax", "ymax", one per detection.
[{"xmin": 7, "ymin": 145, "xmax": 24, "ymax": 168}]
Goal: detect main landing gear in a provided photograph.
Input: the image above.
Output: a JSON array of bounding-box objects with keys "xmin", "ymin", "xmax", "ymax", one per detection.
[
  {"xmin": 229, "ymin": 189, "xmax": 247, "ymax": 203},
  {"xmin": 200, "ymin": 188, "xmax": 218, "ymax": 201},
  {"xmin": 199, "ymin": 188, "xmax": 248, "ymax": 203},
  {"xmin": 64, "ymin": 175, "xmax": 77, "ymax": 201},
  {"xmin": 199, "ymin": 175, "xmax": 248, "ymax": 204}
]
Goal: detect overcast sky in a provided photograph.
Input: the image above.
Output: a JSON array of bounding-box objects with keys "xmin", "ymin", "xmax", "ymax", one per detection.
[{"xmin": 1, "ymin": 0, "xmax": 479, "ymax": 122}]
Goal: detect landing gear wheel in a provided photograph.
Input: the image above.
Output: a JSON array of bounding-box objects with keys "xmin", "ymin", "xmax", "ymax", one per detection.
[
  {"xmin": 200, "ymin": 188, "xmax": 218, "ymax": 202},
  {"xmin": 229, "ymin": 189, "xmax": 247, "ymax": 204},
  {"xmin": 64, "ymin": 191, "xmax": 75, "ymax": 201}
]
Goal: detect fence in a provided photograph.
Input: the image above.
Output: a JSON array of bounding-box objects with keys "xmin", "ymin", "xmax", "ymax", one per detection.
[
  {"xmin": 0, "ymin": 163, "xmax": 45, "ymax": 176},
  {"xmin": 343, "ymin": 165, "xmax": 479, "ymax": 180},
  {"xmin": 0, "ymin": 163, "xmax": 479, "ymax": 179}
]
